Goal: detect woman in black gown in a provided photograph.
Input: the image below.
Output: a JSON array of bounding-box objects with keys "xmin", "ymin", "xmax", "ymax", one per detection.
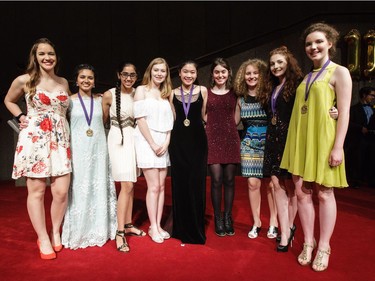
[{"xmin": 169, "ymin": 60, "xmax": 208, "ymax": 244}]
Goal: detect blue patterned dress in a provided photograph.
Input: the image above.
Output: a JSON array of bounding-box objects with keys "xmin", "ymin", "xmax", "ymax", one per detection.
[{"xmin": 240, "ymin": 96, "xmax": 267, "ymax": 177}]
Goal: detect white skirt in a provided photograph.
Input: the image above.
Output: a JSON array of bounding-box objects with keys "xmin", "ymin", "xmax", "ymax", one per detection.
[
  {"xmin": 134, "ymin": 126, "xmax": 170, "ymax": 169},
  {"xmin": 108, "ymin": 126, "xmax": 139, "ymax": 182}
]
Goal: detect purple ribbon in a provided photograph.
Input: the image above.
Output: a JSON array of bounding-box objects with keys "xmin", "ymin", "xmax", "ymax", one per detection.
[
  {"xmin": 77, "ymin": 92, "xmax": 94, "ymax": 127},
  {"xmin": 271, "ymin": 83, "xmax": 284, "ymax": 115},
  {"xmin": 305, "ymin": 59, "xmax": 331, "ymax": 102},
  {"xmin": 180, "ymin": 85, "xmax": 194, "ymax": 119}
]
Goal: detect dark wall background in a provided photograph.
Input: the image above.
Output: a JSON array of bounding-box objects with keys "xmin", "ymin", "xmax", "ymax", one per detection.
[{"xmin": 1, "ymin": 1, "xmax": 374, "ymax": 180}]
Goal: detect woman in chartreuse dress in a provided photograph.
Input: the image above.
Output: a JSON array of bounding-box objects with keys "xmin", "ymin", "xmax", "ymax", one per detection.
[{"xmin": 280, "ymin": 22, "xmax": 352, "ymax": 272}]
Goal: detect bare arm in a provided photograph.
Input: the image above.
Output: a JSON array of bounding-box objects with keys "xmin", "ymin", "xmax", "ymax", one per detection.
[
  {"xmin": 201, "ymin": 86, "xmax": 208, "ymax": 123},
  {"xmin": 235, "ymin": 97, "xmax": 241, "ymax": 125},
  {"xmin": 134, "ymin": 86, "xmax": 163, "ymax": 155},
  {"xmin": 329, "ymin": 65, "xmax": 352, "ymax": 165},
  {"xmin": 4, "ymin": 74, "xmax": 28, "ymax": 117},
  {"xmin": 4, "ymin": 74, "xmax": 30, "ymax": 128},
  {"xmin": 102, "ymin": 90, "xmax": 112, "ymax": 124},
  {"xmin": 169, "ymin": 89, "xmax": 176, "ymax": 120}
]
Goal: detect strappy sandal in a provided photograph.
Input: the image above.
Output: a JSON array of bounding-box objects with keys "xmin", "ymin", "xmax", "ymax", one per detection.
[
  {"xmin": 116, "ymin": 230, "xmax": 130, "ymax": 253},
  {"xmin": 298, "ymin": 241, "xmax": 316, "ymax": 266},
  {"xmin": 312, "ymin": 248, "xmax": 331, "ymax": 272},
  {"xmin": 124, "ymin": 223, "xmax": 146, "ymax": 237}
]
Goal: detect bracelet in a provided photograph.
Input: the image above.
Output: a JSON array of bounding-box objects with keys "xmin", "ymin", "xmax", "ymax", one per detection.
[{"xmin": 15, "ymin": 113, "xmax": 26, "ymax": 123}]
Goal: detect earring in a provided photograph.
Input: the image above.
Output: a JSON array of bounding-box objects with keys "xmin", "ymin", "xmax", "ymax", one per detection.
[
  {"xmin": 76, "ymin": 83, "xmax": 78, "ymax": 86},
  {"xmin": 93, "ymin": 85, "xmax": 95, "ymax": 88}
]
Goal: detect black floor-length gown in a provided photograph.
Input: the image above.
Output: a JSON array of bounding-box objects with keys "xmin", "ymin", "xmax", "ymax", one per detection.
[{"xmin": 169, "ymin": 91, "xmax": 207, "ymax": 244}]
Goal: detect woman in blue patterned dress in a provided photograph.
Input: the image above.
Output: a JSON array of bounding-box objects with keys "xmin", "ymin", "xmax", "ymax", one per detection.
[{"xmin": 234, "ymin": 59, "xmax": 279, "ymax": 240}]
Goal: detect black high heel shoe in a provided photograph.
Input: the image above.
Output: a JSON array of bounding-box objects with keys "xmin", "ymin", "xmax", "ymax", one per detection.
[
  {"xmin": 276, "ymin": 224, "xmax": 296, "ymax": 243},
  {"xmin": 277, "ymin": 229, "xmax": 294, "ymax": 252}
]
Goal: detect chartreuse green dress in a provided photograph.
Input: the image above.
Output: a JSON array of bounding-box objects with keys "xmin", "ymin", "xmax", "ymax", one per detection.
[{"xmin": 280, "ymin": 63, "xmax": 348, "ymax": 188}]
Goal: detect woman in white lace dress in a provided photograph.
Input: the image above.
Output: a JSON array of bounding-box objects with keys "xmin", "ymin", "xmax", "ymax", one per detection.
[
  {"xmin": 133, "ymin": 58, "xmax": 174, "ymax": 243},
  {"xmin": 62, "ymin": 64, "xmax": 117, "ymax": 249},
  {"xmin": 102, "ymin": 62, "xmax": 145, "ymax": 253}
]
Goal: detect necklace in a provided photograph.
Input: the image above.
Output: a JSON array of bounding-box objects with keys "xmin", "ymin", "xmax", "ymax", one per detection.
[
  {"xmin": 180, "ymin": 85, "xmax": 194, "ymax": 127},
  {"xmin": 77, "ymin": 92, "xmax": 94, "ymax": 137},
  {"xmin": 271, "ymin": 82, "xmax": 285, "ymax": 125},
  {"xmin": 301, "ymin": 59, "xmax": 330, "ymax": 114}
]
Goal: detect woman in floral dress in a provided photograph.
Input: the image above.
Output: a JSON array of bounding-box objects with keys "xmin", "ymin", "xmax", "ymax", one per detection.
[{"xmin": 4, "ymin": 38, "xmax": 71, "ymax": 260}]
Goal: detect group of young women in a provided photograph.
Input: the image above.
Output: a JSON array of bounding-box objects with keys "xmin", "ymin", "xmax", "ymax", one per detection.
[{"xmin": 4, "ymin": 22, "xmax": 351, "ymax": 272}]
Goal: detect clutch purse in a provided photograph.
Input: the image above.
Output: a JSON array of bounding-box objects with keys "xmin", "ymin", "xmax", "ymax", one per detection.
[{"xmin": 7, "ymin": 118, "xmax": 20, "ymax": 134}]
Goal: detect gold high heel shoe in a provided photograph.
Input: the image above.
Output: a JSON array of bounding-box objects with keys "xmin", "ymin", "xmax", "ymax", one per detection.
[
  {"xmin": 312, "ymin": 248, "xmax": 331, "ymax": 272},
  {"xmin": 297, "ymin": 240, "xmax": 316, "ymax": 266}
]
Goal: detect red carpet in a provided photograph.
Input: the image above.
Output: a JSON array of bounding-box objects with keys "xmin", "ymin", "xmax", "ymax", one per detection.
[{"xmin": 0, "ymin": 177, "xmax": 374, "ymax": 281}]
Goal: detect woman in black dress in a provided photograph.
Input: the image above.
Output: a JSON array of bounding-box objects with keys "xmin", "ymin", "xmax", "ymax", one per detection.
[
  {"xmin": 260, "ymin": 46, "xmax": 303, "ymax": 252},
  {"xmin": 169, "ymin": 60, "xmax": 208, "ymax": 244}
]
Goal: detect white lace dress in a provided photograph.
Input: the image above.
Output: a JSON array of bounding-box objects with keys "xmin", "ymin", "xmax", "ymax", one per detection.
[
  {"xmin": 107, "ymin": 88, "xmax": 139, "ymax": 182},
  {"xmin": 62, "ymin": 96, "xmax": 117, "ymax": 249}
]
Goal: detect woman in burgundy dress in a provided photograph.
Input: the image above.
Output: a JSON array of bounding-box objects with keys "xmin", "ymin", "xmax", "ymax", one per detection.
[{"xmin": 204, "ymin": 58, "xmax": 240, "ymax": 236}]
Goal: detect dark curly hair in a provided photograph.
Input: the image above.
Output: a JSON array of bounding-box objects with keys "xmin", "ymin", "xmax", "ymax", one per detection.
[{"xmin": 258, "ymin": 46, "xmax": 304, "ymax": 107}]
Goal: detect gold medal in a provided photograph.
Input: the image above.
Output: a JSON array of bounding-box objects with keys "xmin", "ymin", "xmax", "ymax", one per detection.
[
  {"xmin": 183, "ymin": 118, "xmax": 190, "ymax": 127},
  {"xmin": 86, "ymin": 128, "xmax": 93, "ymax": 137},
  {"xmin": 271, "ymin": 116, "xmax": 277, "ymax": 125},
  {"xmin": 301, "ymin": 104, "xmax": 308, "ymax": 114}
]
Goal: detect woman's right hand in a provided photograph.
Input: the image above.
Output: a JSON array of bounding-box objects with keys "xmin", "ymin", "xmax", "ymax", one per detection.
[{"xmin": 329, "ymin": 106, "xmax": 338, "ymax": 120}]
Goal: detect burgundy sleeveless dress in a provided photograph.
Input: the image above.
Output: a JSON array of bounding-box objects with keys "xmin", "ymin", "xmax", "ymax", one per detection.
[{"xmin": 206, "ymin": 89, "xmax": 240, "ymax": 164}]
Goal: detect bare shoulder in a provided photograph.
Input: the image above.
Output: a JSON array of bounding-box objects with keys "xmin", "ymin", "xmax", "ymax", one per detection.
[
  {"xmin": 11, "ymin": 74, "xmax": 30, "ymax": 93},
  {"xmin": 334, "ymin": 64, "xmax": 350, "ymax": 76},
  {"xmin": 103, "ymin": 89, "xmax": 113, "ymax": 99},
  {"xmin": 102, "ymin": 90, "xmax": 113, "ymax": 104},
  {"xmin": 55, "ymin": 76, "xmax": 70, "ymax": 92},
  {"xmin": 13, "ymin": 74, "xmax": 29, "ymax": 90},
  {"xmin": 331, "ymin": 63, "xmax": 351, "ymax": 85},
  {"xmin": 16, "ymin": 74, "xmax": 30, "ymax": 84},
  {"xmin": 200, "ymin": 85, "xmax": 208, "ymax": 98}
]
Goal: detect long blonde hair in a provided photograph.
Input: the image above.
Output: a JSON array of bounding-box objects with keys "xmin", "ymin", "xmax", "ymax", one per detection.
[
  {"xmin": 25, "ymin": 38, "xmax": 59, "ymax": 102},
  {"xmin": 142, "ymin": 57, "xmax": 172, "ymax": 99}
]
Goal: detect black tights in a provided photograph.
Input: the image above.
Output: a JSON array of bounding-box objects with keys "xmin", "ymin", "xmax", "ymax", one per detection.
[{"xmin": 209, "ymin": 163, "xmax": 237, "ymax": 216}]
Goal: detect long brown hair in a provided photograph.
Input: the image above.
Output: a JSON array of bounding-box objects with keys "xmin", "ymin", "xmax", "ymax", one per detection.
[
  {"xmin": 25, "ymin": 38, "xmax": 59, "ymax": 103},
  {"xmin": 259, "ymin": 46, "xmax": 303, "ymax": 107}
]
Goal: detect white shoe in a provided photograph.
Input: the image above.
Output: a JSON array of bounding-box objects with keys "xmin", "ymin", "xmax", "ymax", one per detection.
[
  {"xmin": 248, "ymin": 226, "xmax": 261, "ymax": 239},
  {"xmin": 267, "ymin": 226, "xmax": 278, "ymax": 239},
  {"xmin": 159, "ymin": 229, "xmax": 170, "ymax": 240}
]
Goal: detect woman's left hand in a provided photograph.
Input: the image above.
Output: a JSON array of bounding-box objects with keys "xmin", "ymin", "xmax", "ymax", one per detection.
[{"xmin": 329, "ymin": 147, "xmax": 343, "ymax": 167}]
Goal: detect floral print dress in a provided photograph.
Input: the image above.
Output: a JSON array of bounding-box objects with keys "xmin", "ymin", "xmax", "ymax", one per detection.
[{"xmin": 12, "ymin": 89, "xmax": 72, "ymax": 179}]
